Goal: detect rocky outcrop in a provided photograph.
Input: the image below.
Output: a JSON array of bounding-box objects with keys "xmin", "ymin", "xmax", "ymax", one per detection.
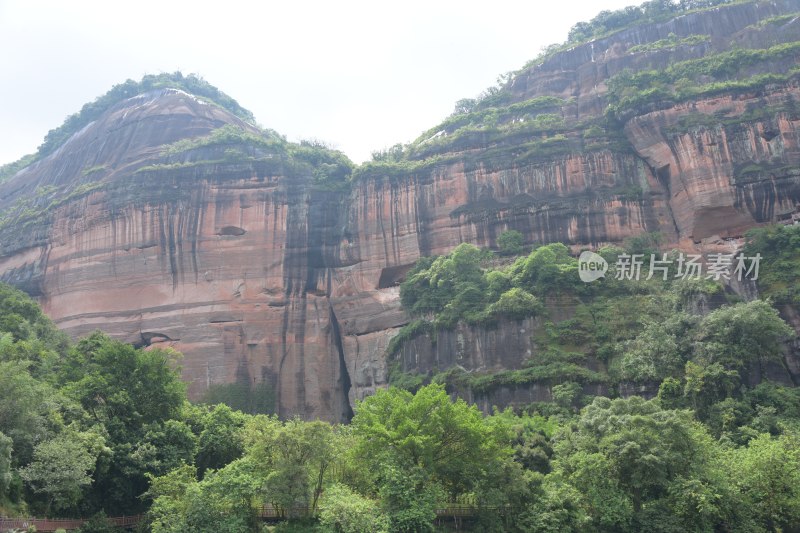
[
  {"xmin": 2, "ymin": 1, "xmax": 800, "ymax": 420},
  {"xmin": 624, "ymin": 87, "xmax": 800, "ymax": 241},
  {"xmin": 0, "ymin": 89, "xmax": 356, "ymax": 421}
]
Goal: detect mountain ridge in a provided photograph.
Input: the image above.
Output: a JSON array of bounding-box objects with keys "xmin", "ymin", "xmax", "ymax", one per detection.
[{"xmin": 1, "ymin": 0, "xmax": 799, "ymax": 420}]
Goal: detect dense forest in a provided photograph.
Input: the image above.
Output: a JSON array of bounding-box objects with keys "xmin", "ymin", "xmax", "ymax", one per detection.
[
  {"xmin": 0, "ymin": 225, "xmax": 798, "ymax": 532},
  {"xmin": 2, "ymin": 0, "xmax": 800, "ymax": 530}
]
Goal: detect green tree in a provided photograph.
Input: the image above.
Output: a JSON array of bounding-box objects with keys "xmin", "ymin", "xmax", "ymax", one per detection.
[
  {"xmin": 724, "ymin": 433, "xmax": 800, "ymax": 531},
  {"xmin": 20, "ymin": 429, "xmax": 106, "ymax": 514},
  {"xmin": 61, "ymin": 332, "xmax": 185, "ymax": 429},
  {"xmin": 616, "ymin": 316, "xmax": 690, "ymax": 383},
  {"xmin": 552, "ymin": 396, "xmax": 727, "ymax": 529},
  {"xmin": 318, "ymin": 483, "xmax": 389, "ymax": 533},
  {"xmin": 58, "ymin": 333, "xmax": 187, "ymax": 514},
  {"xmin": 683, "ymin": 361, "xmax": 740, "ymax": 417},
  {"xmin": 189, "ymin": 459, "xmax": 260, "ymax": 532},
  {"xmin": 400, "ymin": 243, "xmax": 489, "ymax": 322},
  {"xmin": 0, "ymin": 283, "xmax": 67, "ymax": 379},
  {"xmin": 511, "ymin": 243, "xmax": 578, "ymax": 294},
  {"xmin": 377, "ymin": 462, "xmax": 441, "ymax": 533},
  {"xmin": 0, "ymin": 431, "xmax": 11, "ymax": 501},
  {"xmin": 488, "ymin": 288, "xmax": 543, "ymax": 320},
  {"xmin": 522, "ymin": 477, "xmax": 590, "ymax": 532},
  {"xmin": 76, "ymin": 510, "xmax": 124, "ymax": 533},
  {"xmin": 0, "ymin": 360, "xmax": 60, "ymax": 466},
  {"xmin": 352, "ymin": 384, "xmax": 504, "ymax": 497},
  {"xmin": 0, "ymin": 283, "xmax": 60, "ymax": 343},
  {"xmin": 188, "ymin": 404, "xmax": 247, "ymax": 478},
  {"xmin": 244, "ymin": 416, "xmax": 335, "ymax": 516},
  {"xmin": 146, "ymin": 461, "xmax": 261, "ymax": 533},
  {"xmin": 129, "ymin": 420, "xmax": 197, "ymax": 477},
  {"xmin": 744, "ymin": 224, "xmax": 800, "ymax": 305},
  {"xmin": 696, "ymin": 300, "xmax": 794, "ymax": 370},
  {"xmin": 551, "ymin": 381, "xmax": 582, "ymax": 410},
  {"xmin": 145, "ymin": 464, "xmax": 196, "ymax": 533},
  {"xmin": 497, "ymin": 229, "xmax": 525, "ymax": 256}
]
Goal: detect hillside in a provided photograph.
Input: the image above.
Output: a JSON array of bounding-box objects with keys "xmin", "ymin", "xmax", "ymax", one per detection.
[{"xmin": 0, "ymin": 0, "xmax": 799, "ymax": 422}]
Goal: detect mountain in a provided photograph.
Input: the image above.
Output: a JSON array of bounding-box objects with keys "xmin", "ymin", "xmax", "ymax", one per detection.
[{"xmin": 1, "ymin": 1, "xmax": 799, "ymax": 421}]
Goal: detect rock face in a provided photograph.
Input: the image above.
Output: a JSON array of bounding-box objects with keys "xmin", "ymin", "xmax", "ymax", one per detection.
[
  {"xmin": 0, "ymin": 89, "xmax": 356, "ymax": 421},
  {"xmin": 2, "ymin": 1, "xmax": 800, "ymax": 420}
]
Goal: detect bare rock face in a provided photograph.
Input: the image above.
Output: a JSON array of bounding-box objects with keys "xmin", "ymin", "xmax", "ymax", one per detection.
[
  {"xmin": 624, "ymin": 88, "xmax": 800, "ymax": 241},
  {"xmin": 3, "ymin": 1, "xmax": 800, "ymax": 419},
  {"xmin": 0, "ymin": 89, "xmax": 355, "ymax": 421}
]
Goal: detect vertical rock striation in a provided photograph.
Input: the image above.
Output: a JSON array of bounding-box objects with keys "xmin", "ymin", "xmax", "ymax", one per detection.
[{"xmin": 2, "ymin": 1, "xmax": 800, "ymax": 418}]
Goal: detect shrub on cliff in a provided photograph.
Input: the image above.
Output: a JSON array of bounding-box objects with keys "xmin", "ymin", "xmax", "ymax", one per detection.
[
  {"xmin": 744, "ymin": 223, "xmax": 800, "ymax": 306},
  {"xmin": 497, "ymin": 229, "xmax": 524, "ymax": 256},
  {"xmin": 488, "ymin": 288, "xmax": 543, "ymax": 320}
]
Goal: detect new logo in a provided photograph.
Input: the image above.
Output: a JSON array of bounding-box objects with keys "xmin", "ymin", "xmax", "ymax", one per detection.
[{"xmin": 578, "ymin": 251, "xmax": 608, "ymax": 282}]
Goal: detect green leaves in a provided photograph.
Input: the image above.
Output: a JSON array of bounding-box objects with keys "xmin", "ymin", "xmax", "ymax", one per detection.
[
  {"xmin": 318, "ymin": 483, "xmax": 389, "ymax": 533},
  {"xmin": 243, "ymin": 416, "xmax": 335, "ymax": 515},
  {"xmin": 19, "ymin": 429, "xmax": 105, "ymax": 514},
  {"xmin": 744, "ymin": 224, "xmax": 800, "ymax": 306},
  {"xmin": 488, "ymin": 288, "xmax": 543, "ymax": 321},
  {"xmin": 61, "ymin": 333, "xmax": 186, "ymax": 430},
  {"xmin": 0, "ymin": 431, "xmax": 11, "ymax": 500},
  {"xmin": 607, "ymin": 42, "xmax": 800, "ymax": 118},
  {"xmin": 396, "ymin": 242, "xmax": 580, "ymax": 341},
  {"xmin": 696, "ymin": 300, "xmax": 795, "ymax": 369},
  {"xmin": 724, "ymin": 433, "xmax": 800, "ymax": 530},
  {"xmin": 550, "ymin": 397, "xmax": 723, "ymax": 530},
  {"xmin": 353, "ymin": 384, "xmax": 504, "ymax": 497}
]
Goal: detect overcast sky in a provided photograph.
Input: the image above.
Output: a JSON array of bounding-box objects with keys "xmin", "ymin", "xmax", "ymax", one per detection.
[{"xmin": 0, "ymin": 0, "xmax": 636, "ymax": 165}]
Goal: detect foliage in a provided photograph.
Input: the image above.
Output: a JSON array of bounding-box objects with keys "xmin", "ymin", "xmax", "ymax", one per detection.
[
  {"xmin": 724, "ymin": 432, "xmax": 800, "ymax": 529},
  {"xmin": 289, "ymin": 140, "xmax": 354, "ymax": 190},
  {"xmin": 488, "ymin": 288, "xmax": 543, "ymax": 321},
  {"xmin": 627, "ymin": 33, "xmax": 710, "ymax": 53},
  {"xmin": 0, "ymin": 154, "xmax": 36, "ymax": 184},
  {"xmin": 550, "ymin": 396, "xmax": 729, "ymax": 529},
  {"xmin": 0, "ymin": 360, "xmax": 62, "ymax": 466},
  {"xmin": 614, "ymin": 313, "xmax": 695, "ymax": 382},
  {"xmin": 396, "ymin": 242, "xmax": 581, "ymax": 336},
  {"xmin": 0, "ymin": 431, "xmax": 12, "ymax": 501},
  {"xmin": 436, "ymin": 349, "xmax": 607, "ymax": 394},
  {"xmin": 607, "ymin": 41, "xmax": 800, "ymax": 118},
  {"xmin": 39, "ymin": 73, "xmax": 253, "ymax": 159},
  {"xmin": 412, "ymin": 95, "xmax": 565, "ymax": 148},
  {"xmin": 399, "ymin": 243, "xmax": 491, "ymax": 327},
  {"xmin": 76, "ymin": 511, "xmax": 123, "ymax": 533},
  {"xmin": 566, "ymin": 1, "xmax": 728, "ymax": 44},
  {"xmin": 391, "ymin": 231, "xmax": 796, "ymax": 411},
  {"xmin": 497, "ymin": 229, "xmax": 524, "ymax": 256},
  {"xmin": 377, "ymin": 463, "xmax": 441, "ymax": 533},
  {"xmin": 160, "ymin": 124, "xmax": 284, "ymax": 157},
  {"xmin": 19, "ymin": 430, "xmax": 105, "ymax": 514},
  {"xmin": 353, "ymin": 384, "xmax": 504, "ymax": 497},
  {"xmin": 317, "ymin": 483, "xmax": 389, "ymax": 533},
  {"xmin": 744, "ymin": 224, "xmax": 800, "ymax": 305},
  {"xmin": 0, "ymin": 284, "xmax": 66, "ymax": 350},
  {"xmin": 189, "ymin": 404, "xmax": 247, "ymax": 478},
  {"xmin": 695, "ymin": 300, "xmax": 794, "ymax": 369},
  {"xmin": 0, "ymin": 278, "xmax": 798, "ymax": 532},
  {"xmin": 60, "ymin": 332, "xmax": 185, "ymax": 429},
  {"xmin": 245, "ymin": 417, "xmax": 335, "ymax": 516}
]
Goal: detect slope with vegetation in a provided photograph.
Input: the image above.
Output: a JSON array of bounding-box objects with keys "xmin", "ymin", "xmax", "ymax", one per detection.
[
  {"xmin": 0, "ymin": 281, "xmax": 798, "ymax": 532},
  {"xmin": 388, "ymin": 226, "xmax": 799, "ymax": 408}
]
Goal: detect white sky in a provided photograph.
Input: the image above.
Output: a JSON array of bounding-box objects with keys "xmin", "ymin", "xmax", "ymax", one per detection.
[{"xmin": 0, "ymin": 0, "xmax": 635, "ymax": 165}]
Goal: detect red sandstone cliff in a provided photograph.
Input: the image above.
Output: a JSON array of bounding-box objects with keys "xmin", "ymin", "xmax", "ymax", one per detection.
[{"xmin": 1, "ymin": 1, "xmax": 800, "ymax": 419}]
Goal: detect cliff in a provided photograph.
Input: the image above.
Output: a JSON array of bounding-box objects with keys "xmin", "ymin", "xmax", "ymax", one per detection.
[{"xmin": 2, "ymin": 0, "xmax": 800, "ymax": 419}]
